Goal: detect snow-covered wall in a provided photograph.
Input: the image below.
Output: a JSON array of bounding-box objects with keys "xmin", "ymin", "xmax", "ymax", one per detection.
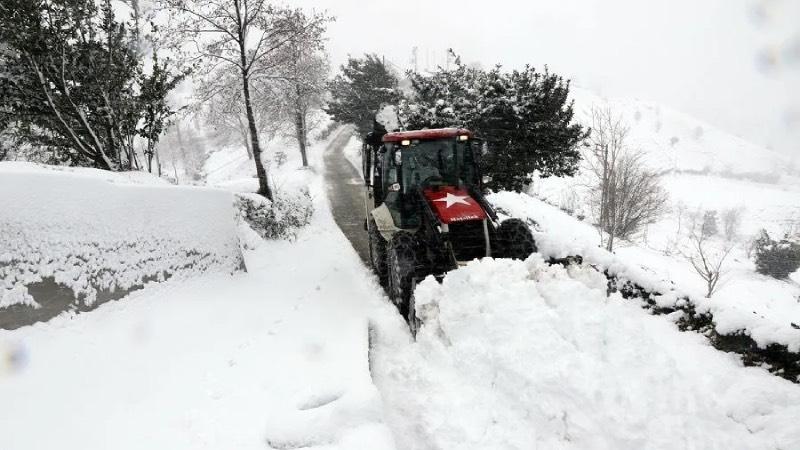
[{"xmin": 0, "ymin": 163, "xmax": 243, "ymax": 315}]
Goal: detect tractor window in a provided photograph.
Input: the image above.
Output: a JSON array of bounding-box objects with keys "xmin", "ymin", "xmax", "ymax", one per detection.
[
  {"xmin": 401, "ymin": 140, "xmax": 475, "ymax": 192},
  {"xmin": 380, "ymin": 144, "xmax": 398, "ymax": 185}
]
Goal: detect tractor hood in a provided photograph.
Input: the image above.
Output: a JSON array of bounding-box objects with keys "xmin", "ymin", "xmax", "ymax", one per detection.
[{"xmin": 423, "ymin": 187, "xmax": 487, "ymax": 224}]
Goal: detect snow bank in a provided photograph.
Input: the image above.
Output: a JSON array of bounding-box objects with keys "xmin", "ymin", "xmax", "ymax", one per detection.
[
  {"xmin": 373, "ymin": 256, "xmax": 800, "ymax": 449},
  {"xmin": 488, "ymin": 191, "xmax": 800, "ymax": 378},
  {"xmin": 0, "ymin": 162, "xmax": 243, "ymax": 311}
]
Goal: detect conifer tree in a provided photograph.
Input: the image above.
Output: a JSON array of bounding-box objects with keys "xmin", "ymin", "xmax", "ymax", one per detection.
[
  {"xmin": 399, "ymin": 52, "xmax": 588, "ymax": 192},
  {"xmin": 0, "ymin": 0, "xmax": 182, "ymax": 170},
  {"xmin": 325, "ymin": 54, "xmax": 401, "ymax": 137}
]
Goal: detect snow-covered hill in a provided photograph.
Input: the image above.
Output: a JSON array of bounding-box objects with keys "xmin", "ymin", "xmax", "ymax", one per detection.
[
  {"xmin": 547, "ymin": 87, "xmax": 800, "ymax": 238},
  {"xmin": 569, "ymin": 86, "xmax": 797, "ymax": 179}
]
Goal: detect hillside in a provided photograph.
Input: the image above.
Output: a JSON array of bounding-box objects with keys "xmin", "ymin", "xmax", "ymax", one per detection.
[{"xmin": 569, "ymin": 87, "xmax": 797, "ymax": 179}]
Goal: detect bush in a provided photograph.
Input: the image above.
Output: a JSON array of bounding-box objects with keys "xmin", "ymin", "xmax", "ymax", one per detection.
[
  {"xmin": 235, "ymin": 190, "xmax": 313, "ymax": 240},
  {"xmin": 754, "ymin": 230, "xmax": 800, "ymax": 279}
]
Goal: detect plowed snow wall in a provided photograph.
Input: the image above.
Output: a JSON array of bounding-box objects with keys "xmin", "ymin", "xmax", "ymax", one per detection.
[{"xmin": 0, "ymin": 163, "xmax": 243, "ymax": 319}]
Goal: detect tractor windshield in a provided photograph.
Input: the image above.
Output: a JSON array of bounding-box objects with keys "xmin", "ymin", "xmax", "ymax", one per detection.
[{"xmin": 401, "ymin": 140, "xmax": 476, "ymax": 193}]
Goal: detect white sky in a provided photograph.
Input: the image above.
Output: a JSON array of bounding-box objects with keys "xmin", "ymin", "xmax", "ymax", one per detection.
[{"xmin": 296, "ymin": 0, "xmax": 799, "ymax": 156}]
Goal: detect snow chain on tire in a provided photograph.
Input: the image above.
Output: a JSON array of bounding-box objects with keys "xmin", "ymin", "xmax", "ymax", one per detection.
[
  {"xmin": 496, "ymin": 218, "xmax": 537, "ymax": 260},
  {"xmin": 368, "ymin": 218, "xmax": 388, "ymax": 286},
  {"xmin": 387, "ymin": 231, "xmax": 421, "ymax": 336}
]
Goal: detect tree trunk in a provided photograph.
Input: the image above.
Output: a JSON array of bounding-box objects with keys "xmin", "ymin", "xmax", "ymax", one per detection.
[
  {"xmin": 235, "ymin": 2, "xmax": 272, "ymax": 200},
  {"xmin": 241, "ymin": 74, "xmax": 272, "ymax": 200},
  {"xmin": 294, "ymin": 97, "xmax": 308, "ymax": 167},
  {"xmin": 236, "ymin": 114, "xmax": 253, "ymax": 159}
]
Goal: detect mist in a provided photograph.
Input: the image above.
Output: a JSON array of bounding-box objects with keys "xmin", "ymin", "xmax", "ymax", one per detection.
[{"xmin": 300, "ymin": 0, "xmax": 800, "ymax": 157}]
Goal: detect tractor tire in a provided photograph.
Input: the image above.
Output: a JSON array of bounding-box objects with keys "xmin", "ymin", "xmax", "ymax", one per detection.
[
  {"xmin": 387, "ymin": 231, "xmax": 421, "ymax": 336},
  {"xmin": 368, "ymin": 218, "xmax": 388, "ymax": 286},
  {"xmin": 495, "ymin": 218, "xmax": 537, "ymax": 260}
]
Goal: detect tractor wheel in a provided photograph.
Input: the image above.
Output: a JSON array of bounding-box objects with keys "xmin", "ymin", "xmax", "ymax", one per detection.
[
  {"xmin": 495, "ymin": 218, "xmax": 537, "ymax": 260},
  {"xmin": 387, "ymin": 231, "xmax": 421, "ymax": 336},
  {"xmin": 368, "ymin": 218, "xmax": 388, "ymax": 286}
]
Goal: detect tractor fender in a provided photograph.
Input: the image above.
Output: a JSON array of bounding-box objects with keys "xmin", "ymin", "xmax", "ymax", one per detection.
[{"xmin": 370, "ymin": 204, "xmax": 405, "ymax": 241}]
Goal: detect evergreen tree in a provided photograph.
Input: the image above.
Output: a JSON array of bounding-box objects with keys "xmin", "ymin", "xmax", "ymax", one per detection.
[
  {"xmin": 325, "ymin": 54, "xmax": 401, "ymax": 137},
  {"xmin": 0, "ymin": 0, "xmax": 181, "ymax": 170},
  {"xmin": 399, "ymin": 53, "xmax": 588, "ymax": 192},
  {"xmin": 754, "ymin": 230, "xmax": 800, "ymax": 279}
]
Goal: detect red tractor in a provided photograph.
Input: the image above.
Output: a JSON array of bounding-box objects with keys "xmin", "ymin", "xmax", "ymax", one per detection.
[{"xmin": 362, "ymin": 127, "xmax": 536, "ymax": 334}]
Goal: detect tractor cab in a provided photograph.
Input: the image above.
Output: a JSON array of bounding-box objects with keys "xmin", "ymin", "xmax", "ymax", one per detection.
[
  {"xmin": 361, "ymin": 127, "xmax": 536, "ymax": 335},
  {"xmin": 364, "ymin": 128, "xmax": 485, "ymax": 229}
]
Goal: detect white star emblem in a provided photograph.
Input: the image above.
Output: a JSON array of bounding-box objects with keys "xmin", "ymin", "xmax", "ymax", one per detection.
[{"xmin": 433, "ymin": 192, "xmax": 471, "ymax": 208}]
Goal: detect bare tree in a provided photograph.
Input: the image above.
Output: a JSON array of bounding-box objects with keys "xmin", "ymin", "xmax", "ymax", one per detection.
[
  {"xmin": 199, "ymin": 71, "xmax": 284, "ymax": 161},
  {"xmin": 269, "ymin": 11, "xmax": 329, "ymax": 167},
  {"xmin": 721, "ymin": 207, "xmax": 744, "ymax": 242},
  {"xmin": 585, "ymin": 106, "xmax": 669, "ymax": 251},
  {"xmin": 683, "ymin": 210, "xmax": 734, "ymax": 298},
  {"xmin": 158, "ymin": 0, "xmax": 328, "ymax": 199}
]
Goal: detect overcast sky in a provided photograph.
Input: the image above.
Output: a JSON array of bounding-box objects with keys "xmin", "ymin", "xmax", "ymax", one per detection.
[{"xmin": 297, "ymin": 0, "xmax": 799, "ymax": 156}]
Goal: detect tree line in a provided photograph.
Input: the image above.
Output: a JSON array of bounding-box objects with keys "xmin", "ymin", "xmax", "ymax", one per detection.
[{"xmin": 0, "ymin": 0, "xmax": 330, "ymax": 201}]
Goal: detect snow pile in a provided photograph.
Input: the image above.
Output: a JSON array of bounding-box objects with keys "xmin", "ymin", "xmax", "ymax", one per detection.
[
  {"xmin": 488, "ymin": 191, "xmax": 800, "ymax": 357},
  {"xmin": 373, "ymin": 256, "xmax": 800, "ymax": 449},
  {"xmin": 0, "ymin": 162, "xmax": 243, "ymax": 309}
]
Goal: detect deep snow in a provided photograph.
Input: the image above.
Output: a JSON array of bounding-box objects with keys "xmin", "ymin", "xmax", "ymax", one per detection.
[
  {"xmin": 371, "ymin": 256, "xmax": 800, "ymax": 449},
  {"xmin": 489, "ymin": 190, "xmax": 800, "ymax": 353}
]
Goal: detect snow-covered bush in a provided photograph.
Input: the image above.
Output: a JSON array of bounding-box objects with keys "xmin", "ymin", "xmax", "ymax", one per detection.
[
  {"xmin": 0, "ymin": 162, "xmax": 243, "ymax": 312},
  {"xmin": 754, "ymin": 230, "xmax": 800, "ymax": 279},
  {"xmin": 235, "ymin": 190, "xmax": 313, "ymax": 240}
]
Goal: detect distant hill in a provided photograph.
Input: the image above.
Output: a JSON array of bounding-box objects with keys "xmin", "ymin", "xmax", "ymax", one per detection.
[{"xmin": 569, "ymin": 87, "xmax": 795, "ymax": 181}]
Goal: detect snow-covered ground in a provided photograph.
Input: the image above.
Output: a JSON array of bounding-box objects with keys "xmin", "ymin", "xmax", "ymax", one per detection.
[
  {"xmin": 338, "ymin": 133, "xmax": 800, "ymax": 449},
  {"xmin": 0, "ymin": 133, "xmax": 398, "ymax": 450},
  {"xmin": 525, "ymin": 88, "xmax": 800, "ymax": 352},
  {"xmin": 490, "ymin": 191, "xmax": 800, "ymax": 354},
  {"xmin": 3, "ymin": 129, "xmax": 800, "ymax": 450},
  {"xmin": 371, "ymin": 256, "xmax": 800, "ymax": 449}
]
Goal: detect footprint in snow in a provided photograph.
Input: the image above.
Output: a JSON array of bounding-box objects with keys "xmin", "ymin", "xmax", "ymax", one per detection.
[{"xmin": 296, "ymin": 391, "xmax": 343, "ymax": 411}]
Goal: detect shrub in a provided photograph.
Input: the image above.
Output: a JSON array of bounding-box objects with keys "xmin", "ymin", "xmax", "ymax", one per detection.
[
  {"xmin": 754, "ymin": 230, "xmax": 800, "ymax": 279},
  {"xmin": 235, "ymin": 190, "xmax": 314, "ymax": 240}
]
